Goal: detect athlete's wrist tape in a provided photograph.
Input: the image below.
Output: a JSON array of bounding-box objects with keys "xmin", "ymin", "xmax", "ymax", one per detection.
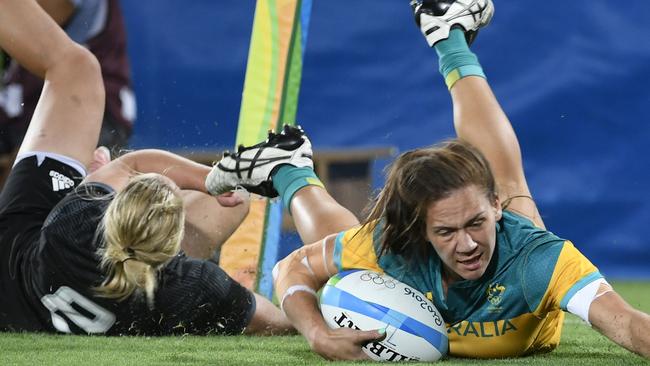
[{"xmin": 280, "ymin": 285, "xmax": 317, "ymax": 312}]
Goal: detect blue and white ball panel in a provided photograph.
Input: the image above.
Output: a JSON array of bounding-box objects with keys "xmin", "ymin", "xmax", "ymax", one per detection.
[
  {"xmin": 320, "ymin": 285, "xmax": 447, "ymax": 352},
  {"xmin": 325, "ymin": 270, "xmax": 447, "ymax": 335},
  {"xmin": 320, "ymin": 270, "xmax": 448, "ymax": 362},
  {"xmin": 320, "ymin": 305, "xmax": 442, "ymax": 361}
]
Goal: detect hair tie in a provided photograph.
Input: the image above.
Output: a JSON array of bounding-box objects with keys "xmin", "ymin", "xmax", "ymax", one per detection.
[
  {"xmin": 120, "ymin": 256, "xmax": 138, "ymax": 265},
  {"xmin": 120, "ymin": 247, "xmax": 137, "ymax": 264}
]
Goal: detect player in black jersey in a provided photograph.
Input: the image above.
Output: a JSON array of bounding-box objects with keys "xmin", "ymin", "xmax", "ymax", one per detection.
[{"xmin": 0, "ymin": 0, "xmax": 293, "ymax": 335}]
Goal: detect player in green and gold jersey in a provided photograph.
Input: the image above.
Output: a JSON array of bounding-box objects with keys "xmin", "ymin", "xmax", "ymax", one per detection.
[{"xmin": 206, "ymin": 0, "xmax": 650, "ymax": 360}]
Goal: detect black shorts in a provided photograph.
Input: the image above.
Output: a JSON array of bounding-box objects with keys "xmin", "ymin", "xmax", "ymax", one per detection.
[{"xmin": 0, "ymin": 155, "xmax": 83, "ymax": 331}]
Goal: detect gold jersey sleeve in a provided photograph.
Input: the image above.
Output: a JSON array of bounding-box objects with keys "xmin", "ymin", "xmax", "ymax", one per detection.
[
  {"xmin": 534, "ymin": 240, "xmax": 601, "ymax": 316},
  {"xmin": 333, "ymin": 224, "xmax": 383, "ymax": 273}
]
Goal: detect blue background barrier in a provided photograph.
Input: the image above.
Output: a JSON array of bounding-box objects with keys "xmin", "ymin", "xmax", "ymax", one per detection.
[{"xmin": 121, "ymin": 1, "xmax": 650, "ymax": 278}]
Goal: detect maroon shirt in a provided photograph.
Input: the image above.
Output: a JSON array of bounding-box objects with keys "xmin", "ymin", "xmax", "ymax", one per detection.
[{"xmin": 0, "ymin": 0, "xmax": 134, "ymax": 151}]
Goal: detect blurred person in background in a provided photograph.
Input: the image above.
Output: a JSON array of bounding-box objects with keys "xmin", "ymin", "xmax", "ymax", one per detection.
[{"xmin": 0, "ymin": 0, "xmax": 136, "ymax": 189}]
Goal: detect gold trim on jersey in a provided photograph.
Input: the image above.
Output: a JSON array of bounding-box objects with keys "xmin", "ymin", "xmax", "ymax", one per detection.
[
  {"xmin": 338, "ymin": 224, "xmax": 383, "ymax": 272},
  {"xmin": 535, "ymin": 241, "xmax": 599, "ymax": 314},
  {"xmin": 448, "ymin": 310, "xmax": 563, "ymax": 358}
]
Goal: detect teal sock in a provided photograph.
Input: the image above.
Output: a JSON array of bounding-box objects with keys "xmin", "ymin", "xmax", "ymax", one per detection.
[
  {"xmin": 434, "ymin": 28, "xmax": 485, "ymax": 89},
  {"xmin": 272, "ymin": 165, "xmax": 324, "ymax": 213}
]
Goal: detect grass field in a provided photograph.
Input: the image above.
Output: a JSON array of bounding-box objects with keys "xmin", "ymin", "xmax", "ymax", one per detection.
[{"xmin": 1, "ymin": 282, "xmax": 648, "ymax": 366}]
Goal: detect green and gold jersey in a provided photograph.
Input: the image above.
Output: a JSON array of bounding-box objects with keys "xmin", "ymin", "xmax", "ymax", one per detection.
[{"xmin": 332, "ymin": 211, "xmax": 601, "ymax": 358}]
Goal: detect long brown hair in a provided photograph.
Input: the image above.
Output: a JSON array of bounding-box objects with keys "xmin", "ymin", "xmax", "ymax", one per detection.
[{"xmin": 363, "ymin": 139, "xmax": 496, "ymax": 261}]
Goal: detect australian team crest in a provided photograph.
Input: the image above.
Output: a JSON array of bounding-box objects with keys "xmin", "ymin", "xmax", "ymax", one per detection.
[{"xmin": 486, "ymin": 283, "xmax": 506, "ymax": 311}]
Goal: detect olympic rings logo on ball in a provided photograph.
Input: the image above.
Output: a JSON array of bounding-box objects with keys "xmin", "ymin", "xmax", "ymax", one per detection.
[{"xmin": 359, "ymin": 272, "xmax": 396, "ymax": 289}]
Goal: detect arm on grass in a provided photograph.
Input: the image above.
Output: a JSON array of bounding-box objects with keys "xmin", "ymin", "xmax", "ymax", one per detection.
[
  {"xmin": 274, "ymin": 234, "xmax": 384, "ymax": 360},
  {"xmin": 589, "ymin": 284, "xmax": 650, "ymax": 358},
  {"xmin": 243, "ymin": 294, "xmax": 296, "ymax": 336}
]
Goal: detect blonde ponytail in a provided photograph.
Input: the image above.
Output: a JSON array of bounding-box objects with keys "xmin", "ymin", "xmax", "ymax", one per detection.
[{"xmin": 96, "ymin": 173, "xmax": 185, "ymax": 308}]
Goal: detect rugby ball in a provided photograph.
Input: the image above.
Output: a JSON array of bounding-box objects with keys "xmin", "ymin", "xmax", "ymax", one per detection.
[{"xmin": 320, "ymin": 269, "xmax": 447, "ymax": 362}]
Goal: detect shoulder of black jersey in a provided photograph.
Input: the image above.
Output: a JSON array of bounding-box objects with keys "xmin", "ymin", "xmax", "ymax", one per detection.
[{"xmin": 74, "ymin": 181, "xmax": 116, "ymax": 199}]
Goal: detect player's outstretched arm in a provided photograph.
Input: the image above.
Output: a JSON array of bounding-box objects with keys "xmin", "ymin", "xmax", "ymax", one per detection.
[
  {"xmin": 87, "ymin": 149, "xmax": 249, "ymax": 259},
  {"xmin": 242, "ymin": 293, "xmax": 295, "ymax": 336},
  {"xmin": 86, "ymin": 150, "xmax": 210, "ymax": 192},
  {"xmin": 86, "ymin": 149, "xmax": 244, "ymax": 206},
  {"xmin": 589, "ymin": 287, "xmax": 650, "ymax": 358},
  {"xmin": 274, "ymin": 235, "xmax": 384, "ymax": 360}
]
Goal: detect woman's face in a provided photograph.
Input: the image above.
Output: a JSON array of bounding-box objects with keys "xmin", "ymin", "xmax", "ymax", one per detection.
[{"xmin": 425, "ymin": 185, "xmax": 502, "ymax": 284}]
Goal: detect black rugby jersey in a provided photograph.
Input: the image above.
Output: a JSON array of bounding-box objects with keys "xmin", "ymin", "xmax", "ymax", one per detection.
[{"xmin": 14, "ymin": 182, "xmax": 255, "ymax": 335}]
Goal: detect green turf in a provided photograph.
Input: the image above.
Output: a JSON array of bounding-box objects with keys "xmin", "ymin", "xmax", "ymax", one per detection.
[{"xmin": 1, "ymin": 282, "xmax": 648, "ymax": 366}]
